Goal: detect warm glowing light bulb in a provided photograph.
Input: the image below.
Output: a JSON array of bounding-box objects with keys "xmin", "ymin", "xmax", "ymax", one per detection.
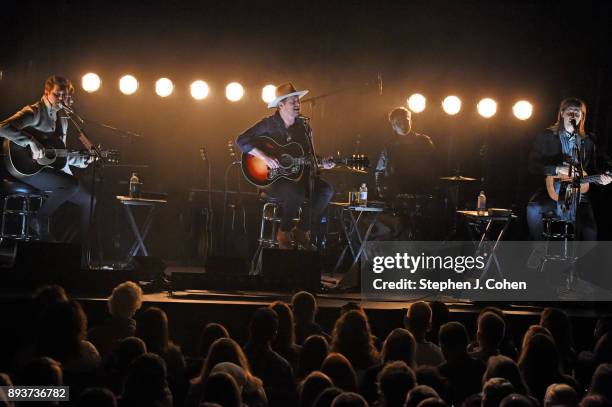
[
  {"xmin": 155, "ymin": 78, "xmax": 174, "ymax": 97},
  {"xmin": 477, "ymin": 98, "xmax": 497, "ymax": 118},
  {"xmin": 442, "ymin": 95, "xmax": 462, "ymax": 115},
  {"xmin": 407, "ymin": 93, "xmax": 426, "ymax": 113},
  {"xmin": 119, "ymin": 75, "xmax": 138, "ymax": 95},
  {"xmin": 513, "ymin": 100, "xmax": 533, "ymax": 120},
  {"xmin": 262, "ymin": 84, "xmax": 276, "ymax": 103},
  {"xmin": 82, "ymin": 73, "xmax": 101, "ymax": 93},
  {"xmin": 191, "ymin": 80, "xmax": 210, "ymax": 100},
  {"xmin": 226, "ymin": 82, "xmax": 244, "ymax": 102}
]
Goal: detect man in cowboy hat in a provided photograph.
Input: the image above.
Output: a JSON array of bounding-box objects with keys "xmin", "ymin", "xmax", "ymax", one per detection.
[{"xmin": 237, "ymin": 83, "xmax": 335, "ymax": 249}]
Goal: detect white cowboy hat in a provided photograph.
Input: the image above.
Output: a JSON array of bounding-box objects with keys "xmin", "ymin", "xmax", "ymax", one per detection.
[{"xmin": 267, "ymin": 82, "xmax": 309, "ymax": 108}]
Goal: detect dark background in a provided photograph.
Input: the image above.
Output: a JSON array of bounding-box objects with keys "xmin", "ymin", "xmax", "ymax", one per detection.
[{"xmin": 1, "ymin": 0, "xmax": 612, "ymax": 262}]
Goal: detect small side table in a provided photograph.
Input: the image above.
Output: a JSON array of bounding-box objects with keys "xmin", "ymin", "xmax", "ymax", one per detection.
[{"xmin": 116, "ymin": 195, "xmax": 167, "ymax": 262}]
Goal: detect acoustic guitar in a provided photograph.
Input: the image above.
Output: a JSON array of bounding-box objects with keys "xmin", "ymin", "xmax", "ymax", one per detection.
[{"xmin": 241, "ymin": 136, "xmax": 369, "ymax": 187}]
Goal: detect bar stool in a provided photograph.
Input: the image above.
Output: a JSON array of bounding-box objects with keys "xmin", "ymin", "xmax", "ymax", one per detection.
[
  {"xmin": 539, "ymin": 213, "xmax": 577, "ymax": 289},
  {"xmin": 0, "ymin": 178, "xmax": 44, "ymax": 242},
  {"xmin": 250, "ymin": 193, "xmax": 302, "ymax": 275}
]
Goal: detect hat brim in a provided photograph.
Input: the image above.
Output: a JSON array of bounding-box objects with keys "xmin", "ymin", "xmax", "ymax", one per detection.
[{"xmin": 267, "ymin": 90, "xmax": 309, "ymax": 108}]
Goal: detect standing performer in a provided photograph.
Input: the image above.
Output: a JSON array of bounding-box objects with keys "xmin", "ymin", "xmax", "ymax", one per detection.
[
  {"xmin": 0, "ymin": 75, "xmax": 94, "ymax": 247},
  {"xmin": 526, "ymin": 97, "xmax": 611, "ymax": 240},
  {"xmin": 236, "ymin": 83, "xmax": 335, "ymax": 249}
]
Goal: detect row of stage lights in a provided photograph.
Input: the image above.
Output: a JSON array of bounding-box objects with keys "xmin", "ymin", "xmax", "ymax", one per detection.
[{"xmin": 81, "ymin": 73, "xmax": 533, "ymax": 120}]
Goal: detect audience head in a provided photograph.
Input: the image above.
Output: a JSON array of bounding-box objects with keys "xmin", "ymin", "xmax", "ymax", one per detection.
[
  {"xmin": 299, "ymin": 371, "xmax": 333, "ymax": 407},
  {"xmin": 331, "ymin": 310, "xmax": 379, "ymax": 370},
  {"xmin": 33, "ymin": 284, "xmax": 68, "ymax": 311},
  {"xmin": 483, "ymin": 355, "xmax": 528, "ymax": 395},
  {"xmin": 292, "ymin": 291, "xmax": 318, "ymax": 323},
  {"xmin": 405, "ymin": 301, "xmax": 433, "ymax": 339},
  {"xmin": 589, "ymin": 363, "xmax": 612, "ymax": 401},
  {"xmin": 477, "ymin": 311, "xmax": 506, "ymax": 350},
  {"xmin": 312, "ymin": 387, "xmax": 343, "ymax": 407},
  {"xmin": 113, "ymin": 336, "xmax": 147, "ymax": 369},
  {"xmin": 500, "ymin": 393, "xmax": 535, "ymax": 407},
  {"xmin": 377, "ymin": 360, "xmax": 416, "ymax": 406},
  {"xmin": 38, "ymin": 300, "xmax": 88, "ymax": 361},
  {"xmin": 248, "ymin": 307, "xmax": 279, "ymax": 345},
  {"xmin": 594, "ymin": 316, "xmax": 612, "ymax": 342},
  {"xmin": 544, "ymin": 383, "xmax": 578, "ymax": 407},
  {"xmin": 77, "ymin": 387, "xmax": 117, "ymax": 407},
  {"xmin": 270, "ymin": 301, "xmax": 296, "ymax": 349},
  {"xmin": 518, "ymin": 333, "xmax": 560, "ymax": 378},
  {"xmin": 321, "ymin": 352, "xmax": 357, "ymax": 392},
  {"xmin": 427, "ymin": 301, "xmax": 450, "ymax": 344},
  {"xmin": 381, "ymin": 328, "xmax": 416, "ymax": 367},
  {"xmin": 297, "ymin": 335, "xmax": 329, "ymax": 379},
  {"xmin": 438, "ymin": 321, "xmax": 469, "ymax": 359},
  {"xmin": 594, "ymin": 333, "xmax": 612, "ymax": 365},
  {"xmin": 198, "ymin": 322, "xmax": 229, "ymax": 358},
  {"xmin": 198, "ymin": 337, "xmax": 252, "ymax": 385},
  {"xmin": 331, "ymin": 392, "xmax": 368, "ymax": 407},
  {"xmin": 202, "ymin": 372, "xmax": 242, "ymax": 407},
  {"xmin": 122, "ymin": 353, "xmax": 171, "ymax": 404},
  {"xmin": 405, "ymin": 385, "xmax": 439, "ymax": 407},
  {"xmin": 415, "ymin": 366, "xmax": 447, "ymax": 400},
  {"xmin": 211, "ymin": 362, "xmax": 247, "ymax": 392},
  {"xmin": 521, "ymin": 325, "xmax": 553, "ymax": 352},
  {"xmin": 415, "ymin": 397, "xmax": 447, "ymax": 407},
  {"xmin": 580, "ymin": 395, "xmax": 610, "ymax": 407},
  {"xmin": 340, "ymin": 302, "xmax": 364, "ymax": 316},
  {"xmin": 17, "ymin": 357, "xmax": 63, "ymax": 386},
  {"xmin": 107, "ymin": 281, "xmax": 143, "ymax": 319},
  {"xmin": 540, "ymin": 307, "xmax": 574, "ymax": 353},
  {"xmin": 482, "ymin": 377, "xmax": 515, "ymax": 407},
  {"xmin": 135, "ymin": 306, "xmax": 170, "ymax": 355}
]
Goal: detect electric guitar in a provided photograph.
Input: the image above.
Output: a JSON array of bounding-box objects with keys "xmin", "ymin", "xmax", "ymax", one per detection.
[
  {"xmin": 241, "ymin": 136, "xmax": 369, "ymax": 187},
  {"xmin": 1, "ymin": 129, "xmax": 119, "ymax": 178}
]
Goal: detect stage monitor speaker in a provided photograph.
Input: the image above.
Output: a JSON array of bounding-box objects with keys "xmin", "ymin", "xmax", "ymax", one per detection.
[
  {"xmin": 127, "ymin": 256, "xmax": 167, "ymax": 280},
  {"xmin": 260, "ymin": 248, "xmax": 321, "ymax": 292}
]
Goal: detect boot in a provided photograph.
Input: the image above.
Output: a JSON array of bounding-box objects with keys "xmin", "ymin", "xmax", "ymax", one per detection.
[
  {"xmin": 276, "ymin": 230, "xmax": 293, "ymax": 250},
  {"xmin": 292, "ymin": 227, "xmax": 316, "ymax": 251}
]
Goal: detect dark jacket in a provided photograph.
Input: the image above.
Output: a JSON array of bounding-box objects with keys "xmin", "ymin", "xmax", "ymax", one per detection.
[
  {"xmin": 236, "ymin": 111, "xmax": 313, "ymax": 155},
  {"xmin": 528, "ymin": 130, "xmax": 596, "ymax": 177}
]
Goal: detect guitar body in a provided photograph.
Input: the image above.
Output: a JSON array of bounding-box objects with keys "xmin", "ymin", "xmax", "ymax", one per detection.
[
  {"xmin": 2, "ymin": 132, "xmax": 68, "ymax": 178},
  {"xmin": 545, "ymin": 172, "xmax": 590, "ymax": 201},
  {"xmin": 241, "ymin": 137, "xmax": 306, "ymax": 187}
]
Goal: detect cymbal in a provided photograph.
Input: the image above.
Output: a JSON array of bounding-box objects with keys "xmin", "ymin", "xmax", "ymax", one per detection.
[{"xmin": 439, "ymin": 175, "xmax": 477, "ymax": 182}]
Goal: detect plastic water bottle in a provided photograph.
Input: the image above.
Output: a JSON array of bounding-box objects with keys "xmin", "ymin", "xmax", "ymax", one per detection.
[
  {"xmin": 359, "ymin": 183, "xmax": 368, "ymax": 207},
  {"xmin": 477, "ymin": 190, "xmax": 486, "ymax": 216},
  {"xmin": 129, "ymin": 172, "xmax": 141, "ymax": 198}
]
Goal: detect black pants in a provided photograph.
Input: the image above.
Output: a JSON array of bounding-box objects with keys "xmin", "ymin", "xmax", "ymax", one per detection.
[
  {"xmin": 21, "ymin": 168, "xmax": 95, "ymax": 243},
  {"xmin": 267, "ymin": 176, "xmax": 334, "ymax": 232},
  {"xmin": 527, "ymin": 191, "xmax": 597, "ymax": 241}
]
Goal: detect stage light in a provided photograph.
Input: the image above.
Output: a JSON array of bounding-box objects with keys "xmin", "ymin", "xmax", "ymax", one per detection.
[
  {"xmin": 155, "ymin": 78, "xmax": 174, "ymax": 97},
  {"xmin": 407, "ymin": 93, "xmax": 426, "ymax": 113},
  {"xmin": 82, "ymin": 73, "xmax": 101, "ymax": 93},
  {"xmin": 262, "ymin": 84, "xmax": 276, "ymax": 103},
  {"xmin": 119, "ymin": 75, "xmax": 138, "ymax": 95},
  {"xmin": 442, "ymin": 95, "xmax": 461, "ymax": 115},
  {"xmin": 513, "ymin": 100, "xmax": 533, "ymax": 120},
  {"xmin": 477, "ymin": 98, "xmax": 497, "ymax": 118},
  {"xmin": 226, "ymin": 82, "xmax": 244, "ymax": 102},
  {"xmin": 190, "ymin": 80, "xmax": 209, "ymax": 100}
]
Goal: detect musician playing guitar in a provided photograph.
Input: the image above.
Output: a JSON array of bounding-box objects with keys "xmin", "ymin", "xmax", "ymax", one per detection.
[
  {"xmin": 236, "ymin": 83, "xmax": 335, "ymax": 249},
  {"xmin": 527, "ymin": 97, "xmax": 612, "ymax": 240},
  {"xmin": 0, "ymin": 75, "xmax": 94, "ymax": 247}
]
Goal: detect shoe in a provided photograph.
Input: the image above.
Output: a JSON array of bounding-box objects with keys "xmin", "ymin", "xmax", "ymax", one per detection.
[
  {"xmin": 292, "ymin": 227, "xmax": 316, "ymax": 251},
  {"xmin": 276, "ymin": 230, "xmax": 293, "ymax": 250}
]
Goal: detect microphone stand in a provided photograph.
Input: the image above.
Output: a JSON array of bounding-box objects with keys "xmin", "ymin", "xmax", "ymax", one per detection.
[
  {"xmin": 303, "ymin": 116, "xmax": 317, "ymax": 245},
  {"xmin": 63, "ymin": 108, "xmax": 105, "ymax": 269}
]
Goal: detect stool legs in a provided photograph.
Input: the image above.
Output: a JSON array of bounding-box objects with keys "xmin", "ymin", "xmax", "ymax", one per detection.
[{"xmin": 1, "ymin": 193, "xmax": 43, "ymax": 241}]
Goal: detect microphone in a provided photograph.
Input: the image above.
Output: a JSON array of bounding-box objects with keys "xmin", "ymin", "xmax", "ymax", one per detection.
[
  {"xmin": 570, "ymin": 118, "xmax": 577, "ymax": 130},
  {"xmin": 60, "ymin": 102, "xmax": 84, "ymax": 123}
]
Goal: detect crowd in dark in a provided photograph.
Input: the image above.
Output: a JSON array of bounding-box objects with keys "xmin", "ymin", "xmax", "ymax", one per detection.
[{"xmin": 1, "ymin": 282, "xmax": 611, "ymax": 407}]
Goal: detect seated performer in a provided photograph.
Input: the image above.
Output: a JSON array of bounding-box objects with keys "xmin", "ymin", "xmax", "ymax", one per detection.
[
  {"xmin": 0, "ymin": 75, "xmax": 94, "ymax": 248},
  {"xmin": 526, "ymin": 97, "xmax": 611, "ymax": 240},
  {"xmin": 373, "ymin": 106, "xmax": 438, "ymax": 239},
  {"xmin": 236, "ymin": 83, "xmax": 335, "ymax": 249}
]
